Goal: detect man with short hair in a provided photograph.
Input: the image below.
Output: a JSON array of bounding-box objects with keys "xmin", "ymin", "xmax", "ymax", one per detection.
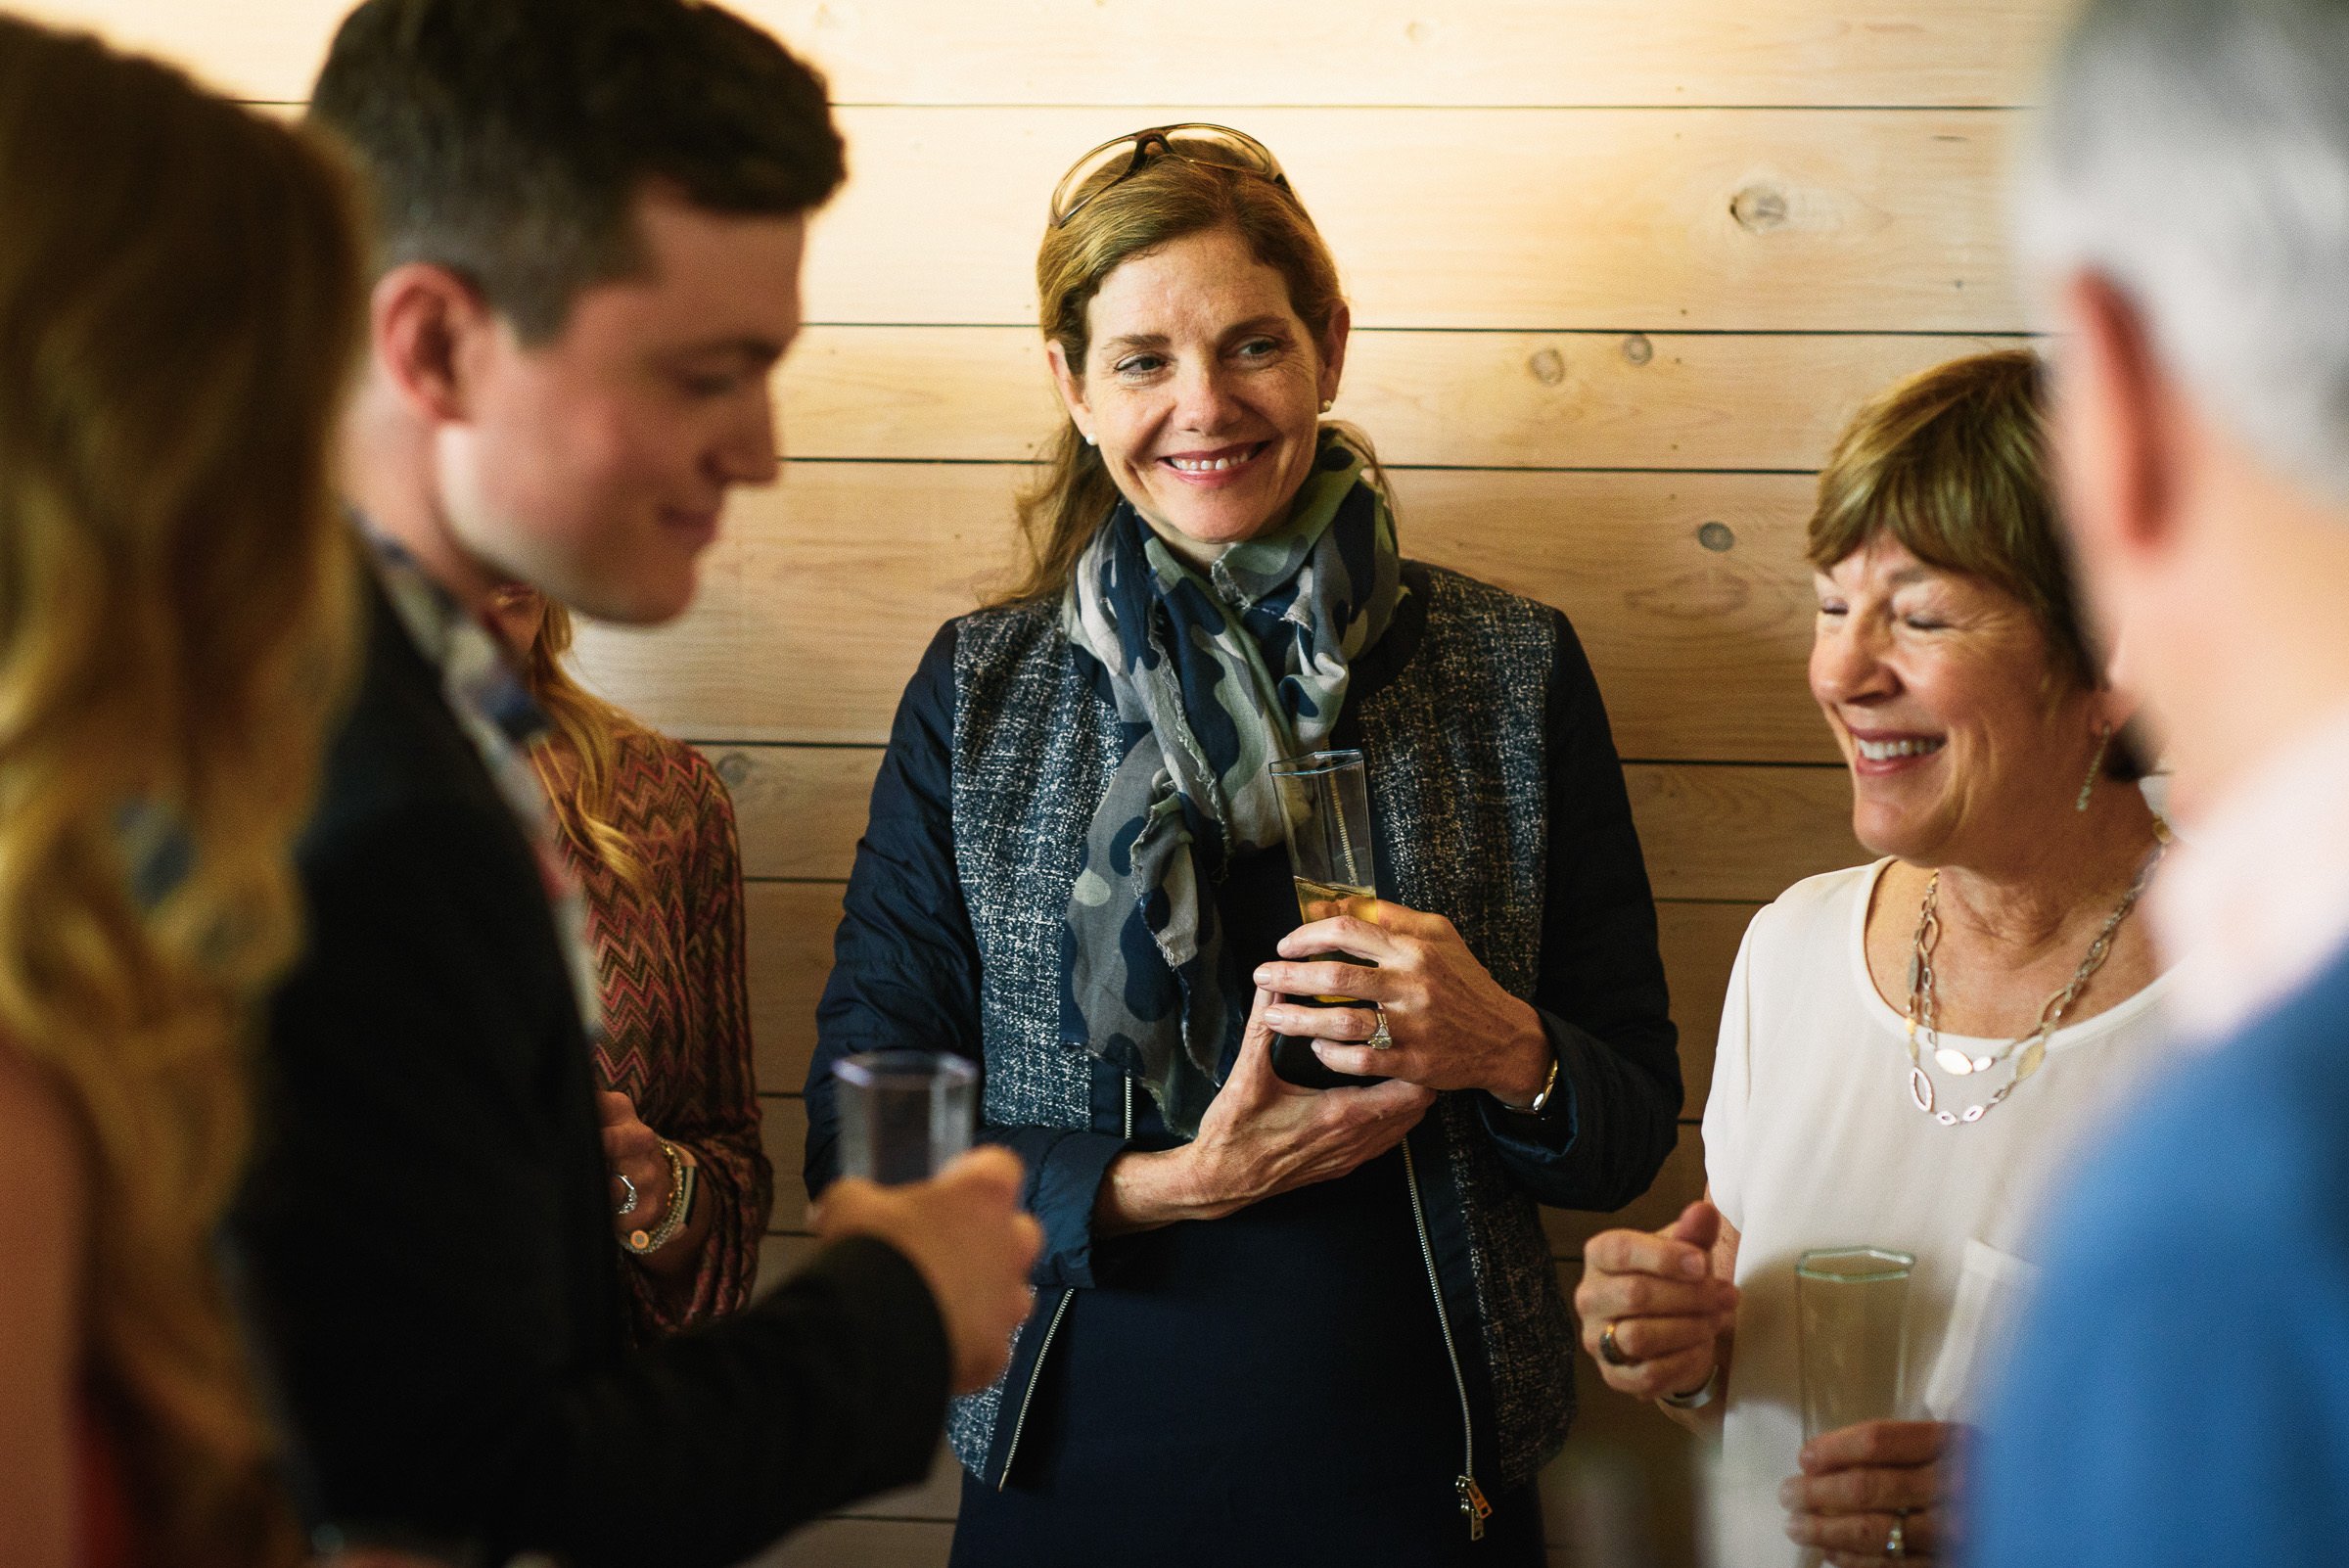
[
  {"xmin": 226, "ymin": 4, "xmax": 1040, "ymax": 1565},
  {"xmin": 1971, "ymin": 1, "xmax": 2349, "ymax": 1562}
]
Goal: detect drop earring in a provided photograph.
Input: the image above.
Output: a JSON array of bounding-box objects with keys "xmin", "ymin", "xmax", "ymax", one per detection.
[
  {"xmin": 1319, "ymin": 398, "xmax": 1334, "ymax": 413},
  {"xmin": 2076, "ymin": 726, "xmax": 2113, "ymax": 812}
]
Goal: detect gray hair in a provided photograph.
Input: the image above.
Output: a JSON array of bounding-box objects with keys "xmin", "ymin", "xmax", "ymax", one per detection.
[{"xmin": 2016, "ymin": 0, "xmax": 2349, "ymax": 504}]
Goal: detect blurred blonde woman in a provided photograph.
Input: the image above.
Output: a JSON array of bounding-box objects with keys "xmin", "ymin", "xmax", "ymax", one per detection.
[
  {"xmin": 0, "ymin": 18, "xmax": 364, "ymax": 1568},
  {"xmin": 484, "ymin": 586, "xmax": 767, "ymax": 1341}
]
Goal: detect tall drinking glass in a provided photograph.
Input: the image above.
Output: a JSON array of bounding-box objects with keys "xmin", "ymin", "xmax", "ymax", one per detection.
[
  {"xmin": 831, "ymin": 1050, "xmax": 977, "ymax": 1185},
  {"xmin": 1795, "ymin": 1246, "xmax": 1915, "ymax": 1440},
  {"xmin": 1266, "ymin": 749, "xmax": 1384, "ymax": 1088}
]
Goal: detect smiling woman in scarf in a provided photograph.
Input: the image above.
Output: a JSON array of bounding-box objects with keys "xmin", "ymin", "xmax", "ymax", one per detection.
[{"xmin": 805, "ymin": 125, "xmax": 1681, "ymax": 1567}]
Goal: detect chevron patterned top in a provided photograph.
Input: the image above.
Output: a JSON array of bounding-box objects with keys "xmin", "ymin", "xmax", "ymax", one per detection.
[{"xmin": 543, "ymin": 720, "xmax": 769, "ymax": 1344}]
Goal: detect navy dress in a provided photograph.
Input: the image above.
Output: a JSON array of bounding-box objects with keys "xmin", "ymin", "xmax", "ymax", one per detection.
[
  {"xmin": 808, "ymin": 566, "xmax": 1680, "ymax": 1567},
  {"xmin": 944, "ymin": 838, "xmax": 1549, "ymax": 1567}
]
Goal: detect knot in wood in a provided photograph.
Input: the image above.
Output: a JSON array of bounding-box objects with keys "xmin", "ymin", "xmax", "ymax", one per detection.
[
  {"xmin": 1730, "ymin": 185, "xmax": 1788, "ymax": 232},
  {"xmin": 1697, "ymin": 521, "xmax": 1736, "ymax": 553},
  {"xmin": 1621, "ymin": 333, "xmax": 1653, "ymax": 367},
  {"xmin": 1527, "ymin": 347, "xmax": 1567, "ymax": 387},
  {"xmin": 715, "ymin": 752, "xmax": 754, "ymax": 789}
]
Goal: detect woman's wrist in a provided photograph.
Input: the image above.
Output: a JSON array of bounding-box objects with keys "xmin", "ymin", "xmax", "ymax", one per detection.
[
  {"xmin": 1096, "ymin": 1144, "xmax": 1241, "ymax": 1234},
  {"xmin": 1659, "ymin": 1362, "xmax": 1722, "ymax": 1408},
  {"xmin": 1486, "ymin": 1003, "xmax": 1556, "ymax": 1106},
  {"xmin": 628, "ymin": 1140, "xmax": 713, "ymax": 1279}
]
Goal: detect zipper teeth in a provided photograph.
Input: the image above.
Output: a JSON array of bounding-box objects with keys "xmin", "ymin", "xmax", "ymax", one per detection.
[
  {"xmin": 994, "ymin": 1291, "xmax": 1070, "ymax": 1489},
  {"xmin": 1401, "ymin": 1138, "xmax": 1477, "ymax": 1491},
  {"xmin": 998, "ymin": 1076, "xmax": 1133, "ymax": 1492}
]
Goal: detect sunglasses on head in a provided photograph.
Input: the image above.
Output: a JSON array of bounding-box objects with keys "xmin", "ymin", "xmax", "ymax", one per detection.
[{"xmin": 1048, "ymin": 122, "xmax": 1293, "ymax": 228}]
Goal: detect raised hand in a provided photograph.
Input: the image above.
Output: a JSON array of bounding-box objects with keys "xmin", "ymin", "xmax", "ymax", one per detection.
[{"xmin": 1572, "ymin": 1199, "xmax": 1739, "ymax": 1402}]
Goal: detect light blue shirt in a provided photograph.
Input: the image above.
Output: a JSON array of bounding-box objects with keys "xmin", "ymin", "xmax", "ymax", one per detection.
[{"xmin": 1969, "ymin": 935, "xmax": 2349, "ymax": 1566}]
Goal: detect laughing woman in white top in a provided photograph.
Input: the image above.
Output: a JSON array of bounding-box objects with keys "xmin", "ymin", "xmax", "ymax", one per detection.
[{"xmin": 1574, "ymin": 351, "xmax": 2190, "ymax": 1567}]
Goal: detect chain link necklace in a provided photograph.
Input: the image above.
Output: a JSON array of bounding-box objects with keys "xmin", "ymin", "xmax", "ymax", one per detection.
[{"xmin": 1903, "ymin": 823, "xmax": 2171, "ymax": 1126}]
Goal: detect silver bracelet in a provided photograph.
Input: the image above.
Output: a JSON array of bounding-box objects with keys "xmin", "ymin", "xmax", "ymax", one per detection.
[{"xmin": 1659, "ymin": 1364, "xmax": 1722, "ymax": 1410}]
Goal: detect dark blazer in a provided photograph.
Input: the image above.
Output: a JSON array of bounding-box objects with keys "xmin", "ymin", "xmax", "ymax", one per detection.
[{"xmin": 227, "ymin": 576, "xmax": 949, "ymax": 1568}]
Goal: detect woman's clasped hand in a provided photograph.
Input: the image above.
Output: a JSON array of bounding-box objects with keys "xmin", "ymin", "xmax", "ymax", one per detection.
[
  {"xmin": 1101, "ymin": 989, "xmax": 1435, "ymax": 1229},
  {"xmin": 1254, "ymin": 899, "xmax": 1557, "ymax": 1102}
]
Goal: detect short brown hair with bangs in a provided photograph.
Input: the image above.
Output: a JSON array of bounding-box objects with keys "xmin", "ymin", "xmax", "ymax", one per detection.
[{"xmin": 1807, "ymin": 349, "xmax": 2142, "ymax": 778}]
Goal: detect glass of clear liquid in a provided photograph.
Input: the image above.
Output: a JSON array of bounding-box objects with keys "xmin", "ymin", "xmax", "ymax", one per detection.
[
  {"xmin": 832, "ymin": 1050, "xmax": 978, "ymax": 1185},
  {"xmin": 1795, "ymin": 1246, "xmax": 1915, "ymax": 1441},
  {"xmin": 1266, "ymin": 748, "xmax": 1384, "ymax": 1088}
]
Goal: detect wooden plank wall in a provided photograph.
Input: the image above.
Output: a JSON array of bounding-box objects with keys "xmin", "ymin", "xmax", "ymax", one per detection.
[{"xmin": 26, "ymin": 3, "xmax": 2066, "ymax": 1563}]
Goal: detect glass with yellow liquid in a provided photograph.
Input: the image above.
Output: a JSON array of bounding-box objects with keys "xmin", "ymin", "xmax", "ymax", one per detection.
[{"xmin": 1267, "ymin": 750, "xmax": 1386, "ymax": 1088}]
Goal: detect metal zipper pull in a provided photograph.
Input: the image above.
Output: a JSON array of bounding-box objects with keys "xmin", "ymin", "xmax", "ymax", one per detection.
[{"xmin": 1456, "ymin": 1474, "xmax": 1493, "ymax": 1541}]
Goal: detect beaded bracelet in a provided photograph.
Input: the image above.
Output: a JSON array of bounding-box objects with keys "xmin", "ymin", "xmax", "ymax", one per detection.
[{"xmin": 624, "ymin": 1140, "xmax": 697, "ymax": 1256}]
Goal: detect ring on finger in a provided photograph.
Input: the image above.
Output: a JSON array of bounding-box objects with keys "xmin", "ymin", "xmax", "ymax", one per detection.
[
  {"xmin": 1365, "ymin": 1001, "xmax": 1395, "ymax": 1050},
  {"xmin": 1598, "ymin": 1319, "xmax": 1635, "ymax": 1367},
  {"xmin": 1885, "ymin": 1508, "xmax": 1910, "ymax": 1560}
]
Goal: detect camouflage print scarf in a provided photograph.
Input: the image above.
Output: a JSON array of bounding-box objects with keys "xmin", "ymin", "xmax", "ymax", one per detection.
[{"xmin": 1058, "ymin": 432, "xmax": 1402, "ymax": 1135}]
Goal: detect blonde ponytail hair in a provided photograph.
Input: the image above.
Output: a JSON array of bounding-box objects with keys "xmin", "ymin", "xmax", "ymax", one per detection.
[{"xmin": 522, "ymin": 602, "xmax": 652, "ymax": 895}]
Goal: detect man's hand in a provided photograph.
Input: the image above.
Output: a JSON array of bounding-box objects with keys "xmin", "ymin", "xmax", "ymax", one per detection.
[{"xmin": 812, "ymin": 1147, "xmax": 1042, "ymax": 1393}]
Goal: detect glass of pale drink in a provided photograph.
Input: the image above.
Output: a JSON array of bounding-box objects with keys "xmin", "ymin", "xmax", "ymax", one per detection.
[
  {"xmin": 1266, "ymin": 749, "xmax": 1384, "ymax": 1088},
  {"xmin": 1795, "ymin": 1246, "xmax": 1915, "ymax": 1440}
]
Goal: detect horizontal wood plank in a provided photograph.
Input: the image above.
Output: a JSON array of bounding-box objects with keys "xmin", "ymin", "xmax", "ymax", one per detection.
[
  {"xmin": 762, "ymin": 1093, "xmax": 811, "ymax": 1232},
  {"xmin": 748, "ymin": 881, "xmax": 845, "ymax": 1094},
  {"xmin": 805, "ymin": 107, "xmax": 2025, "ymax": 332},
  {"xmin": 710, "ymin": 745, "xmax": 884, "ymax": 880},
  {"xmin": 1543, "ymin": 1123, "xmax": 1708, "ymax": 1259},
  {"xmin": 772, "ymin": 0, "xmax": 2062, "ymax": 109},
  {"xmin": 743, "ymin": 1518, "xmax": 952, "ymax": 1568},
  {"xmin": 708, "ymin": 742, "xmax": 1861, "ymax": 901},
  {"xmin": 779, "ymin": 326, "xmax": 2025, "ymax": 469},
  {"xmin": 1624, "ymin": 761, "xmax": 1863, "ymax": 901},
  {"xmin": 575, "ymin": 463, "xmax": 1838, "ymax": 761},
  {"xmin": 1657, "ymin": 899, "xmax": 1757, "ymax": 1115},
  {"xmin": 744, "ymin": 883, "xmax": 1758, "ymax": 1127},
  {"xmin": 20, "ymin": 1, "xmax": 2065, "ymax": 114}
]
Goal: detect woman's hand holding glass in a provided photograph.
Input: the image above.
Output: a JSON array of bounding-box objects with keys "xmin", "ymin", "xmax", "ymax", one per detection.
[
  {"xmin": 1780, "ymin": 1419, "xmax": 1961, "ymax": 1565},
  {"xmin": 1574, "ymin": 1200, "xmax": 1740, "ymax": 1402},
  {"xmin": 1098, "ymin": 989, "xmax": 1435, "ymax": 1232},
  {"xmin": 1253, "ymin": 900, "xmax": 1555, "ymax": 1102}
]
